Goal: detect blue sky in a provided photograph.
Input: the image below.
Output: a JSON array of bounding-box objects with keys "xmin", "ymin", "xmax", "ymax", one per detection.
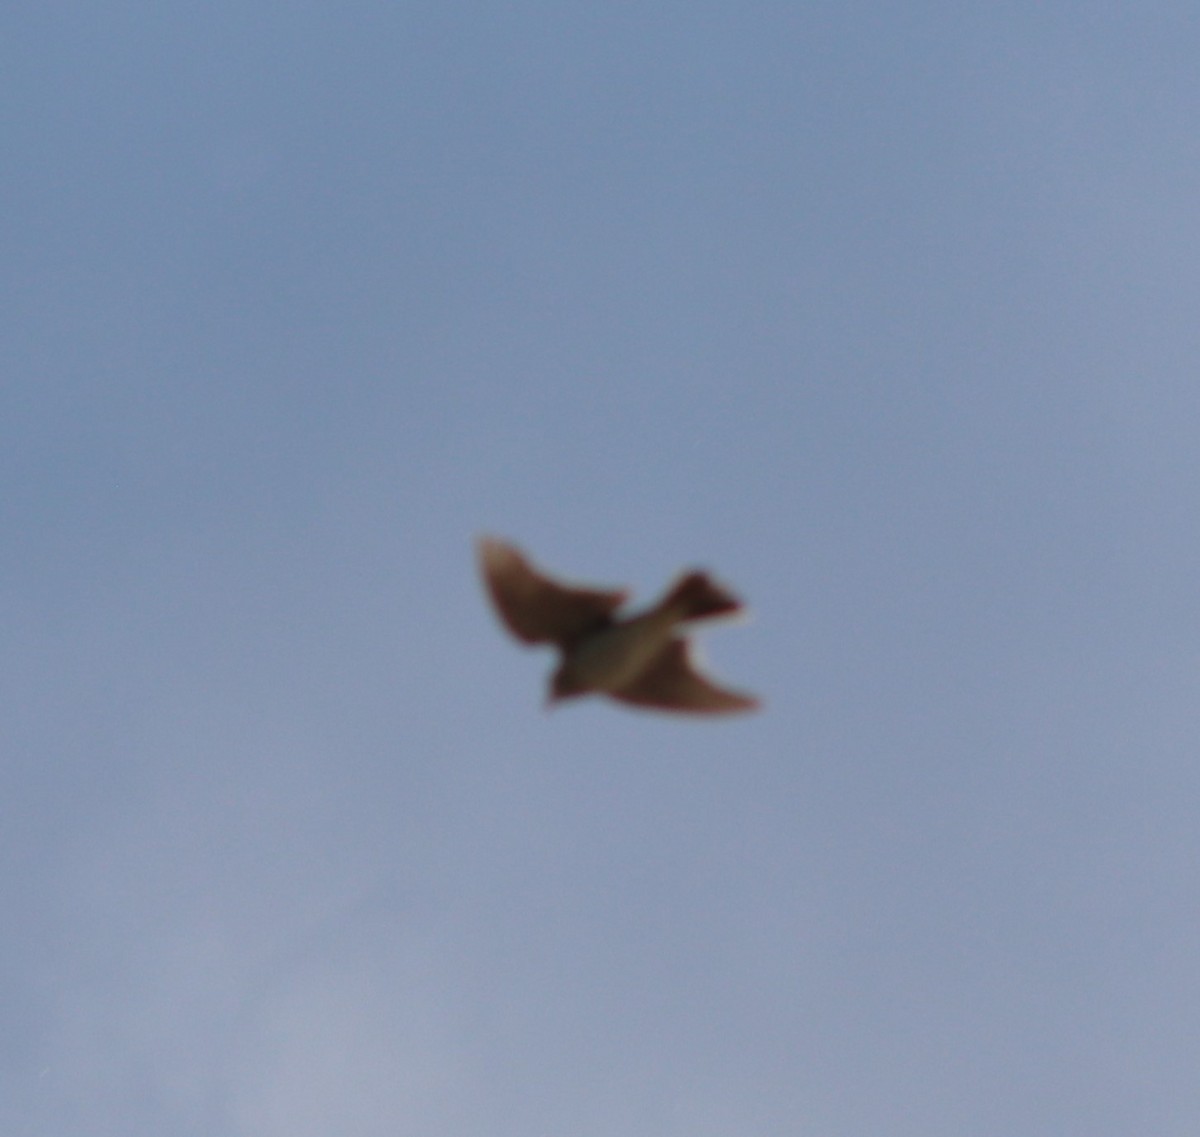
[{"xmin": 5, "ymin": 3, "xmax": 1200, "ymax": 1133}]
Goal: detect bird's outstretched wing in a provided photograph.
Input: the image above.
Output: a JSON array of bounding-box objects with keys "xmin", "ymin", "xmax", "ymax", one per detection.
[
  {"xmin": 477, "ymin": 537, "xmax": 628, "ymax": 647},
  {"xmin": 612, "ymin": 638, "xmax": 759, "ymax": 714}
]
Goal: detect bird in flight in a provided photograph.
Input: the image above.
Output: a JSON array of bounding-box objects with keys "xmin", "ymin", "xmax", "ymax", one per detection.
[{"xmin": 477, "ymin": 536, "xmax": 759, "ymax": 714}]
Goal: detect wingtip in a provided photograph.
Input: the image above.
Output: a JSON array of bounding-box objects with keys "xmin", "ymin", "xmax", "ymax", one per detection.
[
  {"xmin": 475, "ymin": 533, "xmax": 507, "ymax": 557},
  {"xmin": 477, "ymin": 534, "xmax": 523, "ymax": 575}
]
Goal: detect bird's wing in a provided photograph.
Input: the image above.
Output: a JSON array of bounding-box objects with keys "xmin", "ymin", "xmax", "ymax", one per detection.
[
  {"xmin": 477, "ymin": 537, "xmax": 628, "ymax": 647},
  {"xmin": 611, "ymin": 638, "xmax": 759, "ymax": 714}
]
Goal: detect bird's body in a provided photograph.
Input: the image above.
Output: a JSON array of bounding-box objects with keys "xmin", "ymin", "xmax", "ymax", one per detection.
[
  {"xmin": 549, "ymin": 603, "xmax": 679, "ymax": 698},
  {"xmin": 477, "ymin": 537, "xmax": 759, "ymax": 715}
]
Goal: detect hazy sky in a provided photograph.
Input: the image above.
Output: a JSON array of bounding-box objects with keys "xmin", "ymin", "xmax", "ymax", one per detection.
[{"xmin": 5, "ymin": 4, "xmax": 1200, "ymax": 1134}]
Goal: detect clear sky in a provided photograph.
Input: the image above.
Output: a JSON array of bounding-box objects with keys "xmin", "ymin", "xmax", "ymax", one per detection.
[{"xmin": 5, "ymin": 4, "xmax": 1200, "ymax": 1134}]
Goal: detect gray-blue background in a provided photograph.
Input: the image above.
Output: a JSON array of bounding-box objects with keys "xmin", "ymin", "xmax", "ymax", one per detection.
[{"xmin": 5, "ymin": 4, "xmax": 1200, "ymax": 1133}]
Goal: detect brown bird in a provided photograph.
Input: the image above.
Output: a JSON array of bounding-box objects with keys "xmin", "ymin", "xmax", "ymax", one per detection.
[{"xmin": 477, "ymin": 536, "xmax": 759, "ymax": 714}]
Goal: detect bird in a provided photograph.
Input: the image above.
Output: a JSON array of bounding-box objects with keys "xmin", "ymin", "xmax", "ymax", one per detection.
[{"xmin": 477, "ymin": 536, "xmax": 759, "ymax": 714}]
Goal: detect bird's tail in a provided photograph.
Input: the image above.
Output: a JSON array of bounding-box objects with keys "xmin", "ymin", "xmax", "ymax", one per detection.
[{"xmin": 660, "ymin": 571, "xmax": 745, "ymax": 622}]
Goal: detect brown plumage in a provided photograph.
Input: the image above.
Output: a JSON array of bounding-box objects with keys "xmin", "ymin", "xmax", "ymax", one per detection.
[{"xmin": 477, "ymin": 537, "xmax": 759, "ymax": 715}]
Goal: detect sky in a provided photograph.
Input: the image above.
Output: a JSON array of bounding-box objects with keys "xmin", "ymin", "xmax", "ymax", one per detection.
[{"xmin": 4, "ymin": 3, "xmax": 1200, "ymax": 1134}]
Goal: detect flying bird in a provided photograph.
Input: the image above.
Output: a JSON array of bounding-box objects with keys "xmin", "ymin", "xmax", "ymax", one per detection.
[{"xmin": 477, "ymin": 537, "xmax": 759, "ymax": 714}]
